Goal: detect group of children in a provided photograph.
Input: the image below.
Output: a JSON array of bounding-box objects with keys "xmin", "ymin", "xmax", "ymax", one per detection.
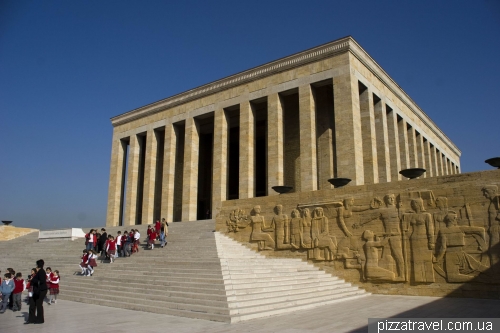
[
  {"xmin": 0, "ymin": 267, "xmax": 60, "ymax": 313},
  {"xmin": 44, "ymin": 267, "xmax": 60, "ymax": 305},
  {"xmin": 79, "ymin": 220, "xmax": 169, "ymax": 277},
  {"xmin": 147, "ymin": 220, "xmax": 169, "ymax": 249}
]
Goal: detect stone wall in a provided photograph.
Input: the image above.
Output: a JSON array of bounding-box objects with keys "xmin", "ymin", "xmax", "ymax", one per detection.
[
  {"xmin": 215, "ymin": 169, "xmax": 500, "ymax": 299},
  {"xmin": 0, "ymin": 226, "xmax": 38, "ymax": 241}
]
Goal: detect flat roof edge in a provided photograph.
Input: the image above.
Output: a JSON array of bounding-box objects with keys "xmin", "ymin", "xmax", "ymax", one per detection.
[{"xmin": 110, "ymin": 36, "xmax": 460, "ymax": 156}]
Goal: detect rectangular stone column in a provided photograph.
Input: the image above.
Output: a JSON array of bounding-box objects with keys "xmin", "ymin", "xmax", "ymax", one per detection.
[
  {"xmin": 161, "ymin": 124, "xmax": 176, "ymax": 222},
  {"xmin": 407, "ymin": 125, "xmax": 418, "ymax": 168},
  {"xmin": 444, "ymin": 157, "xmax": 450, "ymax": 175},
  {"xmin": 359, "ymin": 88, "xmax": 378, "ymax": 184},
  {"xmin": 267, "ymin": 93, "xmax": 284, "ymax": 195},
  {"xmin": 106, "ymin": 137, "xmax": 126, "ymax": 226},
  {"xmin": 423, "ymin": 139, "xmax": 433, "ymax": 177},
  {"xmin": 182, "ymin": 117, "xmax": 199, "ymax": 221},
  {"xmin": 437, "ymin": 150, "xmax": 444, "ymax": 176},
  {"xmin": 416, "ymin": 133, "xmax": 426, "ymax": 177},
  {"xmin": 386, "ymin": 109, "xmax": 401, "ymax": 181},
  {"xmin": 398, "ymin": 117, "xmax": 410, "ymax": 170},
  {"xmin": 374, "ymin": 99, "xmax": 390, "ymax": 182},
  {"xmin": 141, "ymin": 130, "xmax": 158, "ymax": 224},
  {"xmin": 212, "ymin": 108, "xmax": 228, "ymax": 217},
  {"xmin": 432, "ymin": 146, "xmax": 439, "ymax": 176},
  {"xmin": 333, "ymin": 71, "xmax": 364, "ymax": 185},
  {"xmin": 299, "ymin": 84, "xmax": 318, "ymax": 191},
  {"xmin": 124, "ymin": 134, "xmax": 140, "ymax": 226},
  {"xmin": 239, "ymin": 101, "xmax": 255, "ymax": 198},
  {"xmin": 441, "ymin": 154, "xmax": 445, "ymax": 175}
]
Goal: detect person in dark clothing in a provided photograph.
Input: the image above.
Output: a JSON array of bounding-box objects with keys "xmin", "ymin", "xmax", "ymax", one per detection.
[
  {"xmin": 25, "ymin": 259, "xmax": 48, "ymax": 324},
  {"xmin": 99, "ymin": 228, "xmax": 108, "ymax": 258}
]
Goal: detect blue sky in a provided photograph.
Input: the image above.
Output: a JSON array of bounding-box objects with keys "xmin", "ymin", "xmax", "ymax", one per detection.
[{"xmin": 1, "ymin": 0, "xmax": 499, "ymax": 229}]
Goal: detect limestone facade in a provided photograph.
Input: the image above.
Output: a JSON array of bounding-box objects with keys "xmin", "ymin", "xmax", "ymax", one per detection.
[{"xmin": 106, "ymin": 36, "xmax": 461, "ymax": 227}]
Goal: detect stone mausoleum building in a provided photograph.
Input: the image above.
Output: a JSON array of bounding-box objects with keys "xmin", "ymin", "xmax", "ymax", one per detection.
[{"xmin": 106, "ymin": 36, "xmax": 461, "ymax": 227}]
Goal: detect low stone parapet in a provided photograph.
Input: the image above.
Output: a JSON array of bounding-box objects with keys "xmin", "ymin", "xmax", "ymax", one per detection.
[{"xmin": 39, "ymin": 228, "xmax": 86, "ymax": 241}]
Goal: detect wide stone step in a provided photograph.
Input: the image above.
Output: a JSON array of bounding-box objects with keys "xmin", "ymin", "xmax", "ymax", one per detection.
[
  {"xmin": 220, "ymin": 270, "xmax": 323, "ymax": 278},
  {"xmin": 90, "ymin": 268, "xmax": 224, "ymax": 279},
  {"xmin": 227, "ymin": 281, "xmax": 355, "ymax": 300},
  {"xmin": 94, "ymin": 265, "xmax": 223, "ymax": 274},
  {"xmin": 232, "ymin": 293, "xmax": 369, "ymax": 323},
  {"xmin": 219, "ymin": 262, "xmax": 314, "ymax": 269},
  {"xmin": 225, "ymin": 278, "xmax": 344, "ymax": 293},
  {"xmin": 58, "ymin": 294, "xmax": 231, "ymax": 323},
  {"xmin": 223, "ymin": 274, "xmax": 338, "ymax": 286},
  {"xmin": 70, "ymin": 276, "xmax": 226, "ymax": 290},
  {"xmin": 229, "ymin": 287, "xmax": 363, "ymax": 309},
  {"xmin": 86, "ymin": 273, "xmax": 224, "ymax": 284},
  {"xmin": 62, "ymin": 288, "xmax": 228, "ymax": 308},
  {"xmin": 63, "ymin": 283, "xmax": 228, "ymax": 301},
  {"xmin": 63, "ymin": 277, "xmax": 227, "ymax": 294}
]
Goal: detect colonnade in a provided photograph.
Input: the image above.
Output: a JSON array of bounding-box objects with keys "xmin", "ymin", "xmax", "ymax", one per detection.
[{"xmin": 106, "ymin": 76, "xmax": 460, "ymax": 227}]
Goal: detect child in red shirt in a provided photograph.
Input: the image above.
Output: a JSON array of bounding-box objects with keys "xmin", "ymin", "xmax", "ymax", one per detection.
[
  {"xmin": 147, "ymin": 226, "xmax": 153, "ymax": 249},
  {"xmin": 148, "ymin": 226, "xmax": 156, "ymax": 250},
  {"xmin": 12, "ymin": 272, "xmax": 25, "ymax": 312},
  {"xmin": 106, "ymin": 236, "xmax": 117, "ymax": 263},
  {"xmin": 48, "ymin": 270, "xmax": 60, "ymax": 304},
  {"xmin": 155, "ymin": 220, "xmax": 161, "ymax": 240},
  {"xmin": 80, "ymin": 250, "xmax": 88, "ymax": 275}
]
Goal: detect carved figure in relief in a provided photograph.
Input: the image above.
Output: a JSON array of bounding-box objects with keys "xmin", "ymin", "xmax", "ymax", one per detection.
[
  {"xmin": 249, "ymin": 205, "xmax": 275, "ymax": 251},
  {"xmin": 362, "ymin": 230, "xmax": 396, "ymax": 282},
  {"xmin": 336, "ymin": 236, "xmax": 364, "ymax": 272},
  {"xmin": 324, "ymin": 198, "xmax": 375, "ymax": 238},
  {"xmin": 403, "ymin": 198, "xmax": 435, "ymax": 283},
  {"xmin": 270, "ymin": 205, "xmax": 291, "ymax": 250},
  {"xmin": 433, "ymin": 197, "xmax": 449, "ymax": 235},
  {"xmin": 342, "ymin": 197, "xmax": 376, "ymax": 234},
  {"xmin": 226, "ymin": 209, "xmax": 249, "ymax": 233},
  {"xmin": 434, "ymin": 211, "xmax": 488, "ymax": 282},
  {"xmin": 311, "ymin": 207, "xmax": 337, "ymax": 260},
  {"xmin": 301, "ymin": 208, "xmax": 313, "ymax": 250},
  {"xmin": 482, "ymin": 185, "xmax": 500, "ymax": 266},
  {"xmin": 289, "ymin": 209, "xmax": 303, "ymax": 250},
  {"xmin": 352, "ymin": 194, "xmax": 405, "ymax": 281}
]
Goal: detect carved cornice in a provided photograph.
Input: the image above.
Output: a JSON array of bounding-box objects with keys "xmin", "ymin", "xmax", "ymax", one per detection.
[
  {"xmin": 347, "ymin": 39, "xmax": 460, "ymax": 156},
  {"xmin": 111, "ymin": 36, "xmax": 460, "ymax": 156},
  {"xmin": 111, "ymin": 36, "xmax": 352, "ymax": 126}
]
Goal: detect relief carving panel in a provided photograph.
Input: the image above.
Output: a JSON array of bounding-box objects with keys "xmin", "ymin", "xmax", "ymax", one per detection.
[{"xmin": 217, "ymin": 171, "xmax": 500, "ymax": 297}]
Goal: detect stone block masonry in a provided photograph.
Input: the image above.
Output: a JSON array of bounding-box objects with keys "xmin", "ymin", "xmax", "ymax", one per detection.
[{"xmin": 106, "ymin": 36, "xmax": 461, "ymax": 228}]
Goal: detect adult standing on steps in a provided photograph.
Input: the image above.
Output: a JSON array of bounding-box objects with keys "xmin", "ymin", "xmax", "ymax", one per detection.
[
  {"xmin": 98, "ymin": 228, "xmax": 108, "ymax": 257},
  {"xmin": 160, "ymin": 219, "xmax": 169, "ymax": 248},
  {"xmin": 25, "ymin": 259, "xmax": 48, "ymax": 325}
]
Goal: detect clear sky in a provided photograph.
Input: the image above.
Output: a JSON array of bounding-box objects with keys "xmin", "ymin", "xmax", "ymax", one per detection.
[{"xmin": 1, "ymin": 0, "xmax": 499, "ymax": 229}]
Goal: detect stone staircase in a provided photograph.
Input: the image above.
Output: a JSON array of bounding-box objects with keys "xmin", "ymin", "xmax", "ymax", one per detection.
[
  {"xmin": 215, "ymin": 233, "xmax": 368, "ymax": 322},
  {"xmin": 0, "ymin": 220, "xmax": 368, "ymax": 322},
  {"xmin": 63, "ymin": 221, "xmax": 231, "ymax": 322}
]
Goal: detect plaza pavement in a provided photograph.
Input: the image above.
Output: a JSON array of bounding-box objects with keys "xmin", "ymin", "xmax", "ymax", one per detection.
[{"xmin": 2, "ymin": 294, "xmax": 499, "ymax": 333}]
